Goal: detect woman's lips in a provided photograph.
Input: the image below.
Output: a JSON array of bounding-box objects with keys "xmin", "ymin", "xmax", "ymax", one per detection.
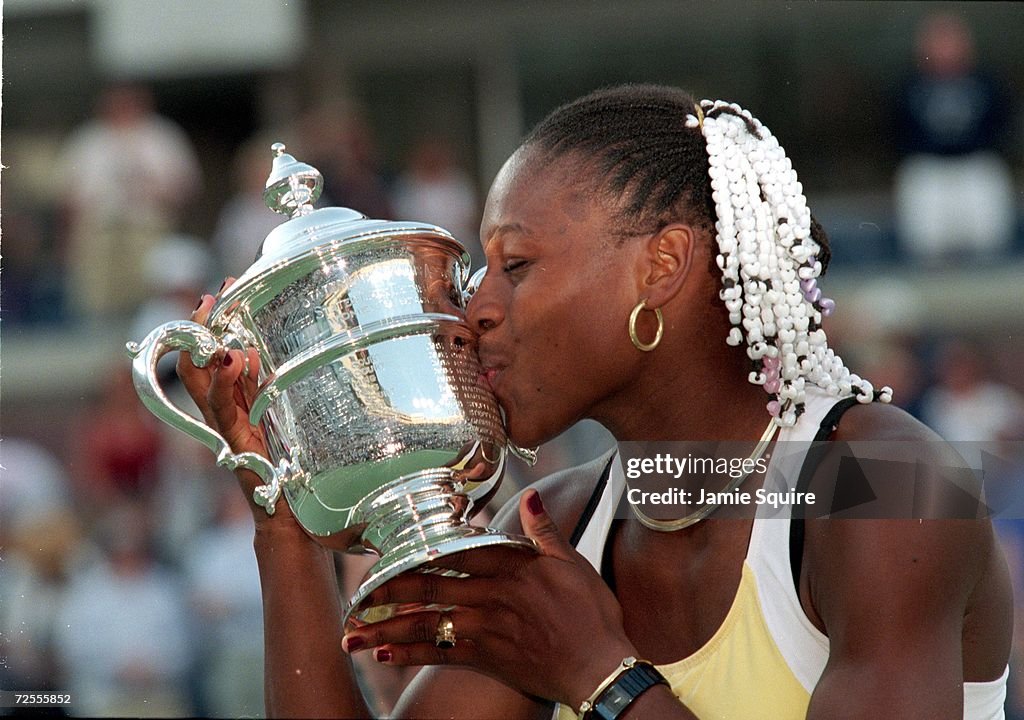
[{"xmin": 481, "ymin": 368, "xmax": 501, "ymax": 392}]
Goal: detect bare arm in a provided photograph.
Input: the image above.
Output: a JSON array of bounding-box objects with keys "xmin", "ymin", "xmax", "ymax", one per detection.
[
  {"xmin": 804, "ymin": 405, "xmax": 1012, "ymax": 718},
  {"xmin": 805, "ymin": 519, "xmax": 984, "ymax": 719},
  {"xmin": 255, "ymin": 520, "xmax": 372, "ymax": 718},
  {"xmin": 178, "ymin": 292, "xmax": 371, "ymax": 718}
]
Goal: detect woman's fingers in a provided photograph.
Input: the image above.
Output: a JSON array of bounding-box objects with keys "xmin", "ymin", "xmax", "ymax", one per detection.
[
  {"xmin": 343, "ymin": 610, "xmax": 482, "ymax": 668},
  {"xmin": 176, "ymin": 294, "xmax": 217, "ymax": 418}
]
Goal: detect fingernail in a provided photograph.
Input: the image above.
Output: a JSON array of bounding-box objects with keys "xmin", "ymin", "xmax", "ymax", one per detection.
[
  {"xmin": 223, "ymin": 352, "xmax": 234, "ymax": 367},
  {"xmin": 527, "ymin": 492, "xmax": 544, "ymax": 516},
  {"xmin": 375, "ymin": 648, "xmax": 392, "ymax": 663},
  {"xmin": 344, "ymin": 635, "xmax": 365, "ymax": 653},
  {"xmin": 193, "ymin": 296, "xmax": 204, "ymax": 312}
]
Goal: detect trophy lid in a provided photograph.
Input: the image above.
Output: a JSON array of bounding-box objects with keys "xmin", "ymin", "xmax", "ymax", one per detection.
[{"xmin": 207, "ymin": 143, "xmax": 469, "ymax": 328}]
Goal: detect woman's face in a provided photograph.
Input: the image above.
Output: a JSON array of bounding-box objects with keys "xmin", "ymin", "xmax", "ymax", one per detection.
[{"xmin": 467, "ymin": 149, "xmax": 645, "ymax": 447}]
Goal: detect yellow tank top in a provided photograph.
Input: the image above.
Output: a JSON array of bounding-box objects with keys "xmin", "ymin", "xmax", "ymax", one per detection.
[
  {"xmin": 555, "ymin": 562, "xmax": 809, "ymax": 720},
  {"xmin": 555, "ymin": 389, "xmax": 1007, "ymax": 719}
]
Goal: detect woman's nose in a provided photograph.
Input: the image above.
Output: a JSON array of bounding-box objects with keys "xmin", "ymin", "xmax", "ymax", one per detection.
[{"xmin": 465, "ymin": 266, "xmax": 504, "ymax": 332}]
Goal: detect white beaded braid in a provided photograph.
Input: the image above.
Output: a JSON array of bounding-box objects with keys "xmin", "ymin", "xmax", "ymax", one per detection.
[{"xmin": 686, "ymin": 100, "xmax": 892, "ymax": 426}]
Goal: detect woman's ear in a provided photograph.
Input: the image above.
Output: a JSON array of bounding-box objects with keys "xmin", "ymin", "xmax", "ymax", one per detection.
[{"xmin": 640, "ymin": 223, "xmax": 698, "ymax": 307}]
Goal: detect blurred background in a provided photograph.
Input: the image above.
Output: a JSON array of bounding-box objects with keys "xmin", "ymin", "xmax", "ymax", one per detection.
[{"xmin": 2, "ymin": 0, "xmax": 1024, "ymax": 717}]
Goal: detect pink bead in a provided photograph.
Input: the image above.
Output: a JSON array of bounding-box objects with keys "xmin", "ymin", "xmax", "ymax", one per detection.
[
  {"xmin": 762, "ymin": 355, "xmax": 781, "ymax": 370},
  {"xmin": 765, "ymin": 378, "xmax": 782, "ymax": 394},
  {"xmin": 766, "ymin": 400, "xmax": 781, "ymax": 417}
]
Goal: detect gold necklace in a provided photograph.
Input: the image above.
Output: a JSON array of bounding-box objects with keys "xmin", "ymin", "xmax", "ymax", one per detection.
[{"xmin": 628, "ymin": 418, "xmax": 779, "ymax": 532}]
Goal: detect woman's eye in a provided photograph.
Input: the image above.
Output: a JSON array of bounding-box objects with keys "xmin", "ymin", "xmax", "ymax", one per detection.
[{"xmin": 502, "ymin": 259, "xmax": 529, "ymax": 273}]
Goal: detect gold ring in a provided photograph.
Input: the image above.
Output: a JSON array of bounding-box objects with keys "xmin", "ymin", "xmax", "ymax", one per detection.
[{"xmin": 435, "ymin": 614, "xmax": 456, "ymax": 649}]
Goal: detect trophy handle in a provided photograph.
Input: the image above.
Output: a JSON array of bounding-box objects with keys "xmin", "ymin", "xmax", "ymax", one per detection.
[{"xmin": 125, "ymin": 320, "xmax": 295, "ymax": 514}]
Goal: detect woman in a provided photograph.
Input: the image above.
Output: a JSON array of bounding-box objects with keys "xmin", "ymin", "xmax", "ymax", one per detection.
[{"xmin": 180, "ymin": 85, "xmax": 1011, "ymax": 719}]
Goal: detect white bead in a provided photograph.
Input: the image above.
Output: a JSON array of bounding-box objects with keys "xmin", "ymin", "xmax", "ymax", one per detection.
[
  {"xmin": 857, "ymin": 380, "xmax": 874, "ymax": 403},
  {"xmin": 726, "ymin": 327, "xmax": 743, "ymax": 346}
]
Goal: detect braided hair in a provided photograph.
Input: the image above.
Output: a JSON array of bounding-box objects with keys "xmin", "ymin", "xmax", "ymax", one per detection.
[{"xmin": 523, "ymin": 84, "xmax": 890, "ymax": 426}]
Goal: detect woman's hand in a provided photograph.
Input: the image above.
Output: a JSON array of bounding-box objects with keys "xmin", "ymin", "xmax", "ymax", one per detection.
[
  {"xmin": 341, "ymin": 490, "xmax": 639, "ymax": 709},
  {"xmin": 175, "ymin": 283, "xmax": 298, "ymax": 529}
]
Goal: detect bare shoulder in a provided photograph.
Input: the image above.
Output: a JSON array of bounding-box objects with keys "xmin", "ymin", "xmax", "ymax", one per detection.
[
  {"xmin": 801, "ymin": 401, "xmax": 1012, "ymax": 680},
  {"xmin": 830, "ymin": 400, "xmax": 940, "ymax": 442},
  {"xmin": 491, "ymin": 450, "xmax": 617, "ymax": 540}
]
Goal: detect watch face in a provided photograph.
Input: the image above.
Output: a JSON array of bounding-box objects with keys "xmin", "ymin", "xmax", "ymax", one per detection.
[
  {"xmin": 603, "ymin": 686, "xmax": 632, "ymax": 713},
  {"xmin": 592, "ymin": 663, "xmax": 668, "ymax": 720}
]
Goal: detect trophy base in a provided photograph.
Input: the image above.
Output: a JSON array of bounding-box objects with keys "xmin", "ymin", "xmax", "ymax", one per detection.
[{"xmin": 343, "ymin": 468, "xmax": 536, "ymax": 629}]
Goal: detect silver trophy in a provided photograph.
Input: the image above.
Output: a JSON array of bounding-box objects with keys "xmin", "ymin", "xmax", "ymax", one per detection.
[{"xmin": 127, "ymin": 143, "xmax": 535, "ymax": 627}]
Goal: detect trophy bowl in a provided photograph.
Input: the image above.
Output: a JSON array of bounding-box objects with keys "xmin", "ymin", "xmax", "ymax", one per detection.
[{"xmin": 127, "ymin": 144, "xmax": 535, "ymax": 628}]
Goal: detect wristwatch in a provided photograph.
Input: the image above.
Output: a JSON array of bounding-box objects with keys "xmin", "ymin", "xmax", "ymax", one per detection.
[{"xmin": 580, "ymin": 657, "xmax": 670, "ymax": 720}]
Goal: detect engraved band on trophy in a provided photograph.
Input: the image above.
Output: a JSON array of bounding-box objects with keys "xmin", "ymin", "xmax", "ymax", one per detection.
[{"xmin": 127, "ymin": 143, "xmax": 536, "ymax": 628}]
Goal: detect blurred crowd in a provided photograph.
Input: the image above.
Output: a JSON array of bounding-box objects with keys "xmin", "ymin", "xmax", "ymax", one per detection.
[{"xmin": 2, "ymin": 9, "xmax": 1023, "ymax": 719}]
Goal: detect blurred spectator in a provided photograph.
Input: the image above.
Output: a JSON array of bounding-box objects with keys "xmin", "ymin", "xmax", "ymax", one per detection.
[
  {"xmin": 893, "ymin": 13, "xmax": 1016, "ymax": 264},
  {"xmin": 183, "ymin": 488, "xmax": 264, "ymax": 718},
  {"xmin": 391, "ymin": 134, "xmax": 483, "ymax": 267},
  {"xmin": 0, "ymin": 440, "xmax": 86, "ymax": 699},
  {"xmin": 71, "ymin": 366, "xmax": 164, "ymax": 509},
  {"xmin": 298, "ymin": 98, "xmax": 393, "ymax": 219},
  {"xmin": 130, "ymin": 233, "xmax": 218, "ymax": 369},
  {"xmin": 56, "ymin": 82, "xmax": 202, "ymax": 322},
  {"xmin": 919, "ymin": 338, "xmax": 1024, "ymax": 442},
  {"xmin": 53, "ymin": 501, "xmax": 192, "ymax": 716},
  {"xmin": 212, "ymin": 138, "xmax": 286, "ymax": 277},
  {"xmin": 0, "ymin": 210, "xmax": 67, "ymax": 325}
]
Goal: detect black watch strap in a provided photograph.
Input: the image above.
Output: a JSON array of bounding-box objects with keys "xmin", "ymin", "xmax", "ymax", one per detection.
[{"xmin": 589, "ymin": 661, "xmax": 669, "ymax": 720}]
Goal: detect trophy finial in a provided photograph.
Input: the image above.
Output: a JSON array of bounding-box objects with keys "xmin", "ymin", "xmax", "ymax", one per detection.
[{"xmin": 264, "ymin": 142, "xmax": 323, "ymax": 218}]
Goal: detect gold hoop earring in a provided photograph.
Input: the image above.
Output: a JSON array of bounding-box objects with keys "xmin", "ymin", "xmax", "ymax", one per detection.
[{"xmin": 628, "ymin": 300, "xmax": 663, "ymax": 352}]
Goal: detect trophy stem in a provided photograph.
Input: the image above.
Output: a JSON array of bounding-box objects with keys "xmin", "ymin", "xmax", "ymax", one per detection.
[{"xmin": 343, "ymin": 469, "xmax": 535, "ymax": 629}]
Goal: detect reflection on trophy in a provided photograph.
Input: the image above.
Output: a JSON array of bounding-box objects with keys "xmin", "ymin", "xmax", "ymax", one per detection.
[{"xmin": 127, "ymin": 143, "xmax": 535, "ymax": 627}]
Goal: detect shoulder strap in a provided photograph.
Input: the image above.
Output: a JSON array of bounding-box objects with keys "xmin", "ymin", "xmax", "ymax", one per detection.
[
  {"xmin": 569, "ymin": 455, "xmax": 616, "ymax": 548},
  {"xmin": 789, "ymin": 397, "xmax": 862, "ymax": 590}
]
